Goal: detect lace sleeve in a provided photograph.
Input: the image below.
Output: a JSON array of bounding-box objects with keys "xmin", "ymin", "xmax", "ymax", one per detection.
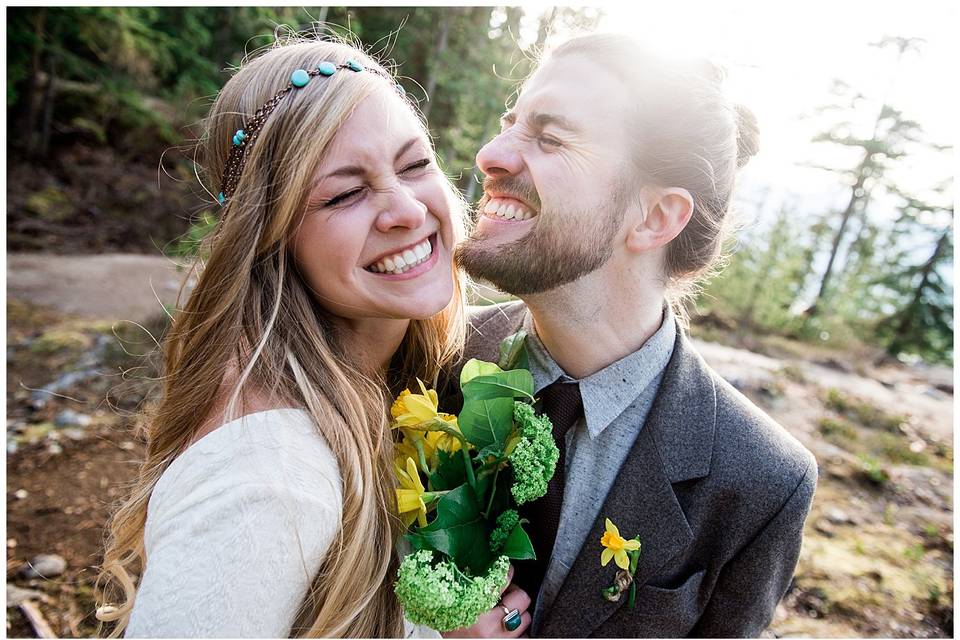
[{"xmin": 126, "ymin": 478, "xmax": 340, "ymax": 638}]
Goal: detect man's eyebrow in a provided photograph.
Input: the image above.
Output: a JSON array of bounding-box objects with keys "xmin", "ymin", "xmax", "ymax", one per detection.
[
  {"xmin": 500, "ymin": 109, "xmax": 578, "ymax": 133},
  {"xmin": 531, "ymin": 111, "xmax": 578, "ymax": 133},
  {"xmin": 320, "ymin": 137, "xmax": 420, "ymax": 180}
]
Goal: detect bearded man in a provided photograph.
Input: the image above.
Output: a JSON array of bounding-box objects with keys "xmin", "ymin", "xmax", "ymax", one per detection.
[{"xmin": 446, "ymin": 34, "xmax": 817, "ymax": 638}]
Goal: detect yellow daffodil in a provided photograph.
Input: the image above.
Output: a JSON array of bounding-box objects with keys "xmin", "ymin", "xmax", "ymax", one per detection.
[
  {"xmin": 600, "ymin": 518, "xmax": 641, "ymax": 570},
  {"xmin": 395, "ymin": 457, "xmax": 429, "ymax": 528},
  {"xmin": 391, "ymin": 379, "xmax": 444, "ymax": 426},
  {"xmin": 391, "ymin": 380, "xmax": 463, "ymax": 465}
]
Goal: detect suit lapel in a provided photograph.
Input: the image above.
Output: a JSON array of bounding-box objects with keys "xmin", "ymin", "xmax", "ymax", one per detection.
[{"xmin": 538, "ymin": 328, "xmax": 717, "ymax": 638}]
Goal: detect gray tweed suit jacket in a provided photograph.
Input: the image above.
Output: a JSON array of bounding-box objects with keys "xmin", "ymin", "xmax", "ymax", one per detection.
[{"xmin": 441, "ymin": 301, "xmax": 817, "ymax": 638}]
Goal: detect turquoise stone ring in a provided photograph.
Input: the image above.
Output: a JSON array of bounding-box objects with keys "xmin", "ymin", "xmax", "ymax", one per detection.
[{"xmin": 501, "ymin": 607, "xmax": 522, "ymax": 632}]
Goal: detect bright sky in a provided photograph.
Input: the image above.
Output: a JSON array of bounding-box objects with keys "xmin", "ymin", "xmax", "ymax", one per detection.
[{"xmin": 520, "ymin": 1, "xmax": 956, "ymax": 231}]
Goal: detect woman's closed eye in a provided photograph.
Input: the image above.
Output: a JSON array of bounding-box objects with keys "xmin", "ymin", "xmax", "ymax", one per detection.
[
  {"xmin": 401, "ymin": 158, "xmax": 431, "ymax": 174},
  {"xmin": 322, "ymin": 159, "xmax": 431, "ymax": 208},
  {"xmin": 324, "ymin": 187, "xmax": 365, "ymax": 208}
]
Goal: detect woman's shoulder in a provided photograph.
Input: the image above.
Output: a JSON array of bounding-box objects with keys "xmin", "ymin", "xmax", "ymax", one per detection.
[{"xmin": 149, "ymin": 408, "xmax": 342, "ymax": 517}]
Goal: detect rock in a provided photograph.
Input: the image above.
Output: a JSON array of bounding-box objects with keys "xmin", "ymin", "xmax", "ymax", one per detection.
[
  {"xmin": 31, "ymin": 370, "xmax": 99, "ymax": 410},
  {"xmin": 7, "ymin": 440, "xmax": 18, "ymax": 455},
  {"xmin": 46, "ymin": 442, "xmax": 63, "ymax": 455},
  {"xmin": 825, "ymin": 508, "xmax": 854, "ymax": 525},
  {"xmin": 8, "ymin": 538, "xmax": 17, "ymax": 548},
  {"xmin": 54, "ymin": 410, "xmax": 92, "ymax": 428},
  {"xmin": 814, "ymin": 519, "xmax": 836, "ymax": 537},
  {"xmin": 6, "ymin": 583, "xmax": 49, "ymax": 606},
  {"xmin": 21, "ymin": 553, "xmax": 67, "ymax": 579},
  {"xmin": 815, "ymin": 357, "xmax": 853, "ymax": 373},
  {"xmin": 61, "ymin": 428, "xmax": 86, "ymax": 441},
  {"xmin": 14, "ymin": 489, "xmax": 28, "ymax": 499}
]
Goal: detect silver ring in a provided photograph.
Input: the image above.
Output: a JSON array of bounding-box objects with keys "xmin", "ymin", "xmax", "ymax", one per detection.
[{"xmin": 500, "ymin": 606, "xmax": 522, "ymax": 632}]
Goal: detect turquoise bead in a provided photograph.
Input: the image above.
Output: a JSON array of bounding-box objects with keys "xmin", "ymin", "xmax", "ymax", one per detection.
[
  {"xmin": 317, "ymin": 61, "xmax": 336, "ymax": 77},
  {"xmin": 290, "ymin": 69, "xmax": 311, "ymax": 87},
  {"xmin": 345, "ymin": 59, "xmax": 364, "ymax": 72},
  {"xmin": 232, "ymin": 135, "xmax": 240, "ymax": 146},
  {"xmin": 235, "ymin": 129, "xmax": 246, "ymax": 140},
  {"xmin": 217, "ymin": 192, "xmax": 225, "ymax": 205}
]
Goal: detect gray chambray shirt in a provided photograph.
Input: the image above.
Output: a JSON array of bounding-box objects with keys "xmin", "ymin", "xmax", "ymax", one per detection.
[{"xmin": 521, "ymin": 305, "xmax": 677, "ymax": 633}]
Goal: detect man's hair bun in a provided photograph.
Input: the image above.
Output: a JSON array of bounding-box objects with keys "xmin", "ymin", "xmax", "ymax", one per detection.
[{"xmin": 734, "ymin": 104, "xmax": 760, "ymax": 168}]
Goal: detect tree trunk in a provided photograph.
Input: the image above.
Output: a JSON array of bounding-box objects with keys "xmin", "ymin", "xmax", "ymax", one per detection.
[
  {"xmin": 534, "ymin": 7, "xmax": 558, "ymax": 52},
  {"xmin": 888, "ymin": 227, "xmax": 950, "ymax": 349},
  {"xmin": 805, "ymin": 155, "xmax": 869, "ymax": 316},
  {"xmin": 421, "ymin": 10, "xmax": 452, "ymax": 120},
  {"xmin": 39, "ymin": 52, "xmax": 58, "ymax": 159},
  {"xmin": 24, "ymin": 8, "xmax": 47, "ymax": 154}
]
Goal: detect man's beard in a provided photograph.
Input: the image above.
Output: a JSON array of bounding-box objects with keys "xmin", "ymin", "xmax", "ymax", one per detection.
[{"xmin": 455, "ymin": 176, "xmax": 628, "ymax": 296}]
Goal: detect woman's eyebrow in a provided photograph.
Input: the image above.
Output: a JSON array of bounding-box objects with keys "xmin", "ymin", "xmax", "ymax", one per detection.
[{"xmin": 320, "ymin": 137, "xmax": 421, "ymax": 180}]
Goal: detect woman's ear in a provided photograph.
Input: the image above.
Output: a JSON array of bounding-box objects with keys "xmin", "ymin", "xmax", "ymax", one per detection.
[{"xmin": 624, "ymin": 187, "xmax": 694, "ymax": 254}]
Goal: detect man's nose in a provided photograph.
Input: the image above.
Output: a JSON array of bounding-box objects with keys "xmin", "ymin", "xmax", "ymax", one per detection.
[
  {"xmin": 476, "ymin": 131, "xmax": 523, "ymax": 177},
  {"xmin": 375, "ymin": 184, "xmax": 427, "ymax": 232}
]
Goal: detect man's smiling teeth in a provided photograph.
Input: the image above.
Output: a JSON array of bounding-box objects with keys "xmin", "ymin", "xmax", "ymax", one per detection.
[
  {"xmin": 367, "ymin": 238, "xmax": 433, "ymax": 274},
  {"xmin": 483, "ymin": 197, "xmax": 537, "ymax": 221}
]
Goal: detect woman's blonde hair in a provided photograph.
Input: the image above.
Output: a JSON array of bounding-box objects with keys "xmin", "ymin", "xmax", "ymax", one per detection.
[{"xmin": 95, "ymin": 30, "xmax": 467, "ymax": 637}]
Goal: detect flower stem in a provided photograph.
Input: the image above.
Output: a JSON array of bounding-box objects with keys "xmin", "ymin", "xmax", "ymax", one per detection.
[
  {"xmin": 483, "ymin": 467, "xmax": 501, "ymax": 519},
  {"xmin": 413, "ymin": 438, "xmax": 429, "ymax": 476},
  {"xmin": 627, "ymin": 540, "xmax": 640, "ymax": 609},
  {"xmin": 461, "ymin": 446, "xmax": 477, "ymax": 492},
  {"xmin": 422, "ymin": 490, "xmax": 450, "ymax": 506}
]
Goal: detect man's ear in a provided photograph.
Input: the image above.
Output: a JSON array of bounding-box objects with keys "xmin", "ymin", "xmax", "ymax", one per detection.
[{"xmin": 625, "ymin": 187, "xmax": 694, "ymax": 254}]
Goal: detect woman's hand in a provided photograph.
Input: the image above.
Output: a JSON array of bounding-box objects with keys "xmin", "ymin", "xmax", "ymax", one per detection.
[{"xmin": 441, "ymin": 564, "xmax": 532, "ymax": 638}]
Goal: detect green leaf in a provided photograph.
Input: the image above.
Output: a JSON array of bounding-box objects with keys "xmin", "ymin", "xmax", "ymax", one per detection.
[
  {"xmin": 460, "ymin": 358, "xmax": 504, "ymax": 387},
  {"xmin": 462, "ymin": 369, "xmax": 534, "ymax": 402},
  {"xmin": 498, "ymin": 330, "xmax": 529, "ymax": 371},
  {"xmin": 458, "ymin": 397, "xmax": 514, "ymax": 452},
  {"xmin": 406, "ymin": 483, "xmax": 493, "ymax": 573},
  {"xmin": 501, "ymin": 520, "xmax": 536, "ymax": 560},
  {"xmin": 428, "ymin": 448, "xmax": 467, "ymax": 491}
]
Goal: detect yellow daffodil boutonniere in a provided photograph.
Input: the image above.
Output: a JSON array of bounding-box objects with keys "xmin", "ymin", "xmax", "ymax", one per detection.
[{"xmin": 599, "ymin": 518, "xmax": 642, "ymax": 608}]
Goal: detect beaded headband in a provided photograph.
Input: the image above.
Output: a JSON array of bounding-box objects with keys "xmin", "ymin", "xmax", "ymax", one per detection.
[{"xmin": 216, "ymin": 59, "xmax": 403, "ymax": 205}]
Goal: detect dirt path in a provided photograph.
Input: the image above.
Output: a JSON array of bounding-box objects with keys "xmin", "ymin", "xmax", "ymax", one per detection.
[{"xmin": 7, "ymin": 253, "xmax": 191, "ymax": 322}]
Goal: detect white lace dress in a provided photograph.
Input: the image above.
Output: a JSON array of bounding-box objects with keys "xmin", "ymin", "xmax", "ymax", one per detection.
[{"xmin": 125, "ymin": 408, "xmax": 440, "ymax": 638}]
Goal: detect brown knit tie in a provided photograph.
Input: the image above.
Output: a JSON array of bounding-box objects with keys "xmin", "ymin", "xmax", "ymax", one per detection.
[{"xmin": 513, "ymin": 380, "xmax": 583, "ymax": 598}]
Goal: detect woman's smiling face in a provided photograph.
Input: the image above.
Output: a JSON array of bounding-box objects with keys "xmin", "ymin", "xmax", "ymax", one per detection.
[{"xmin": 292, "ymin": 90, "xmax": 458, "ymax": 321}]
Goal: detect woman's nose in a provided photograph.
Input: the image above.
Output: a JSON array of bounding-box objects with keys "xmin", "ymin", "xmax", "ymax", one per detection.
[
  {"xmin": 375, "ymin": 184, "xmax": 428, "ymax": 232},
  {"xmin": 476, "ymin": 131, "xmax": 523, "ymax": 178}
]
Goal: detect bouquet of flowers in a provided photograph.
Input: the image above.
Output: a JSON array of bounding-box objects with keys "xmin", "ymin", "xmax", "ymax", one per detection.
[{"xmin": 391, "ymin": 331, "xmax": 559, "ymax": 632}]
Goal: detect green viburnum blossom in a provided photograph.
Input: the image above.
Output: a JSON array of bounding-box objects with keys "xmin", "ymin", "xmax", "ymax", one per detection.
[
  {"xmin": 508, "ymin": 402, "xmax": 559, "ymax": 505},
  {"xmin": 490, "ymin": 509, "xmax": 519, "ymax": 552},
  {"xmin": 395, "ymin": 550, "xmax": 510, "ymax": 632}
]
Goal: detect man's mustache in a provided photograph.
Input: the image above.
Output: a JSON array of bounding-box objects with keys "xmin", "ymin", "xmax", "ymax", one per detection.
[{"xmin": 481, "ymin": 175, "xmax": 541, "ymax": 211}]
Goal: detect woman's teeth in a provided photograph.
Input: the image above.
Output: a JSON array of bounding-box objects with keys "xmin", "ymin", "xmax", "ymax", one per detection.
[
  {"xmin": 483, "ymin": 198, "xmax": 537, "ymax": 221},
  {"xmin": 367, "ymin": 237, "xmax": 433, "ymax": 274}
]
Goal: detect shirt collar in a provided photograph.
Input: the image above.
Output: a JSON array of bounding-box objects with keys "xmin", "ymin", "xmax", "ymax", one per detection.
[{"xmin": 522, "ymin": 305, "xmax": 677, "ymax": 439}]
